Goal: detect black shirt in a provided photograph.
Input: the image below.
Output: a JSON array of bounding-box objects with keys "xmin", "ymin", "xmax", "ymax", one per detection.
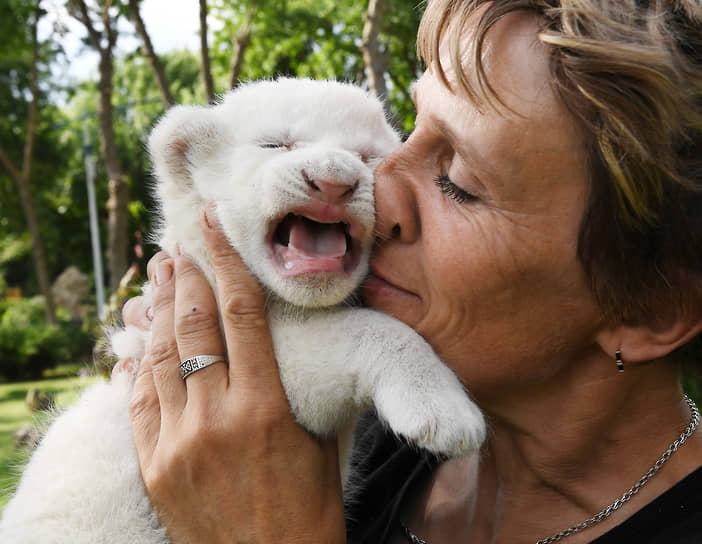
[{"xmin": 346, "ymin": 415, "xmax": 702, "ymax": 544}]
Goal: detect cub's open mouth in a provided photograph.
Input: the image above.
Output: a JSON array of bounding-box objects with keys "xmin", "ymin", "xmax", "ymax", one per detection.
[{"xmin": 269, "ymin": 212, "xmax": 361, "ymax": 277}]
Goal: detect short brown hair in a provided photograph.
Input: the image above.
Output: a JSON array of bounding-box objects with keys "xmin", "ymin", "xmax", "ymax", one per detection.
[{"xmin": 417, "ymin": 0, "xmax": 702, "ymax": 360}]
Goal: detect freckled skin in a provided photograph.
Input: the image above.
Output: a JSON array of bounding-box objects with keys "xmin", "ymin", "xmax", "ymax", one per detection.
[
  {"xmin": 365, "ymin": 13, "xmax": 602, "ymax": 402},
  {"xmin": 364, "ymin": 11, "xmax": 701, "ymax": 544}
]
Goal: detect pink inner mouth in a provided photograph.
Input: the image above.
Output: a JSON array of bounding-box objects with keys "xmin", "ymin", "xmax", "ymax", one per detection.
[{"xmin": 271, "ymin": 214, "xmax": 359, "ymax": 277}]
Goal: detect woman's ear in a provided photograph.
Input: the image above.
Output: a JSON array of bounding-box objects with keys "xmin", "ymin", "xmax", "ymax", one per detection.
[{"xmin": 596, "ymin": 317, "xmax": 702, "ymax": 363}]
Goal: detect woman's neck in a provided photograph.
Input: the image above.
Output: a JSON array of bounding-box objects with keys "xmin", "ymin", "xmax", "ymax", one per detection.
[{"xmin": 402, "ymin": 357, "xmax": 702, "ymax": 544}]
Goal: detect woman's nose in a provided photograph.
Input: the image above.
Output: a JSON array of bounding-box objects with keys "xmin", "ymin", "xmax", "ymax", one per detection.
[{"xmin": 373, "ymin": 147, "xmax": 420, "ymax": 244}]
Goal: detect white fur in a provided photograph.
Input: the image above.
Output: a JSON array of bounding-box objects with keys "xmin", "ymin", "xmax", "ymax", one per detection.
[{"xmin": 0, "ymin": 78, "xmax": 485, "ymax": 543}]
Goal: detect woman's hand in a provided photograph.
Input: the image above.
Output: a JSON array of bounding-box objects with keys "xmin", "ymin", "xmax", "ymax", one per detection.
[{"xmin": 126, "ymin": 206, "xmax": 346, "ymax": 544}]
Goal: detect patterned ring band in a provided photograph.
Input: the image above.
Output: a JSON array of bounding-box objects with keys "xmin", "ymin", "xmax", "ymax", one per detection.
[{"xmin": 179, "ymin": 355, "xmax": 226, "ymax": 380}]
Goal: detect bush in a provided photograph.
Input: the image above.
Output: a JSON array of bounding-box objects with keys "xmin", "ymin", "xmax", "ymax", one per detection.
[{"xmin": 0, "ymin": 297, "xmax": 95, "ymax": 381}]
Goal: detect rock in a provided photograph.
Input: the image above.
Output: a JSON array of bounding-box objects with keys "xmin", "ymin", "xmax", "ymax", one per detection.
[
  {"xmin": 51, "ymin": 266, "xmax": 90, "ymax": 320},
  {"xmin": 25, "ymin": 388, "xmax": 55, "ymax": 412},
  {"xmin": 14, "ymin": 424, "xmax": 41, "ymax": 450}
]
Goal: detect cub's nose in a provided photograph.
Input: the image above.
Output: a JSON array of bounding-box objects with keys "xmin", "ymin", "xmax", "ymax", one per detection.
[{"xmin": 303, "ymin": 171, "xmax": 359, "ymax": 204}]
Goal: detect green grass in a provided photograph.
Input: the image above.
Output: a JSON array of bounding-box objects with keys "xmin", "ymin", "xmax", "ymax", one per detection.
[{"xmin": 0, "ymin": 371, "xmax": 100, "ymax": 512}]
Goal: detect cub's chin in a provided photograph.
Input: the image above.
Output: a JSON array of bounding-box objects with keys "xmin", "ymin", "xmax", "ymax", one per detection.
[
  {"xmin": 276, "ymin": 274, "xmax": 372, "ymax": 309},
  {"xmin": 263, "ymin": 256, "xmax": 369, "ymax": 310}
]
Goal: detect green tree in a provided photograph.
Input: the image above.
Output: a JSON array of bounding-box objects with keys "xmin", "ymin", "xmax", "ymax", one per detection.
[
  {"xmin": 209, "ymin": 0, "xmax": 421, "ymax": 132},
  {"xmin": 0, "ymin": 0, "xmax": 59, "ymax": 323},
  {"xmin": 126, "ymin": 0, "xmax": 175, "ymax": 107},
  {"xmin": 200, "ymin": 0, "xmax": 217, "ymax": 103},
  {"xmin": 69, "ymin": 0, "xmax": 130, "ymax": 294},
  {"xmin": 362, "ymin": 0, "xmax": 389, "ymax": 101}
]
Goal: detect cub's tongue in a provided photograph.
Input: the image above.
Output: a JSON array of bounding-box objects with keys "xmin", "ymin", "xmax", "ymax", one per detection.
[
  {"xmin": 276, "ymin": 215, "xmax": 349, "ymax": 275},
  {"xmin": 289, "ymin": 216, "xmax": 347, "ymax": 258}
]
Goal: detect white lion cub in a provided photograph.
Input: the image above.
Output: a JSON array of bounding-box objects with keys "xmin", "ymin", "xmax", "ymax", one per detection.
[{"xmin": 0, "ymin": 78, "xmax": 485, "ymax": 543}]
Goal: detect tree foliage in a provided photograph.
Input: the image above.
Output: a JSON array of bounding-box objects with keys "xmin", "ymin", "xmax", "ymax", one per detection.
[
  {"xmin": 209, "ymin": 0, "xmax": 422, "ymax": 131},
  {"xmin": 68, "ymin": 0, "xmax": 132, "ymax": 294},
  {"xmin": 0, "ymin": 0, "xmax": 68, "ymax": 307},
  {"xmin": 0, "ymin": 0, "xmax": 424, "ymax": 374}
]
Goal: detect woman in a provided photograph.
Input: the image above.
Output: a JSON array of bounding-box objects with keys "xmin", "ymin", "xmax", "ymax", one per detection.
[{"xmin": 124, "ymin": 1, "xmax": 702, "ymax": 542}]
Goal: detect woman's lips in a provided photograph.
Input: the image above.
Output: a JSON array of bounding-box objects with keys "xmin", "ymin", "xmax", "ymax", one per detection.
[{"xmin": 361, "ymin": 268, "xmax": 416, "ymax": 299}]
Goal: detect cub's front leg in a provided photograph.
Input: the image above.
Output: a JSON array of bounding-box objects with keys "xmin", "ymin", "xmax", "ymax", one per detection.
[{"xmin": 271, "ymin": 307, "xmax": 485, "ymax": 459}]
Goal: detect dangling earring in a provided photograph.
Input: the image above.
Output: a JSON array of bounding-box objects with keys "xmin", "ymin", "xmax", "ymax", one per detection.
[{"xmin": 615, "ymin": 349, "xmax": 624, "ymax": 372}]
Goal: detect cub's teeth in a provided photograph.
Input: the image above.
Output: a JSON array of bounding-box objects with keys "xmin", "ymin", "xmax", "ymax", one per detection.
[{"xmin": 285, "ymin": 261, "xmax": 294, "ymax": 270}]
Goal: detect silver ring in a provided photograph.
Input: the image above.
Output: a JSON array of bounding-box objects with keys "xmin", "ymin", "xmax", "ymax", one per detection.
[{"xmin": 180, "ymin": 355, "xmax": 225, "ymax": 380}]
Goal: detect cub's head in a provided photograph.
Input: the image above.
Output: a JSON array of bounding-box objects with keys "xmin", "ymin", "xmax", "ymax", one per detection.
[{"xmin": 148, "ymin": 78, "xmax": 400, "ymax": 308}]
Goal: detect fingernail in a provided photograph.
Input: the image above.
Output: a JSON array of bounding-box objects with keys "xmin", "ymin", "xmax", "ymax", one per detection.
[
  {"xmin": 204, "ymin": 202, "xmax": 219, "ymax": 230},
  {"xmin": 174, "ymin": 243, "xmax": 182, "ymax": 257},
  {"xmin": 155, "ymin": 260, "xmax": 173, "ymax": 286},
  {"xmin": 146, "ymin": 306, "xmax": 153, "ymax": 321}
]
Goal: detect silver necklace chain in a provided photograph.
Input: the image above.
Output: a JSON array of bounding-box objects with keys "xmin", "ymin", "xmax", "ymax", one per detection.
[{"xmin": 401, "ymin": 394, "xmax": 699, "ymax": 544}]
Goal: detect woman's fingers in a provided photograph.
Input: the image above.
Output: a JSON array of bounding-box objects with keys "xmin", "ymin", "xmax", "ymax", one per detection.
[
  {"xmin": 200, "ymin": 204, "xmax": 282, "ymax": 394},
  {"xmin": 129, "ymin": 350, "xmax": 160, "ymax": 469},
  {"xmin": 121, "ymin": 295, "xmax": 152, "ymax": 331},
  {"xmin": 146, "ymin": 250, "xmax": 170, "ymax": 281},
  {"xmin": 173, "ymin": 253, "xmax": 228, "ymax": 399},
  {"xmin": 148, "ymin": 256, "xmax": 187, "ymax": 421}
]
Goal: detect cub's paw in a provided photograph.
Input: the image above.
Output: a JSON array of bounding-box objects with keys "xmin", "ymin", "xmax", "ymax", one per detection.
[{"xmin": 374, "ymin": 379, "xmax": 486, "ymax": 457}]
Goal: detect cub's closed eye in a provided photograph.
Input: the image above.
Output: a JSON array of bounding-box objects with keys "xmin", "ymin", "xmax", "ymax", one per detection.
[
  {"xmin": 435, "ymin": 175, "xmax": 478, "ymax": 204},
  {"xmin": 355, "ymin": 152, "xmax": 377, "ymax": 164},
  {"xmin": 259, "ymin": 141, "xmax": 295, "ymax": 150}
]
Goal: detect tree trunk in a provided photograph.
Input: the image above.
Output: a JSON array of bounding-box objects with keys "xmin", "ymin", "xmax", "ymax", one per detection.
[
  {"xmin": 228, "ymin": 9, "xmax": 253, "ymax": 89},
  {"xmin": 0, "ymin": 3, "xmax": 56, "ymax": 324},
  {"xmin": 71, "ymin": 0, "xmax": 129, "ymax": 295},
  {"xmin": 97, "ymin": 49, "xmax": 129, "ymax": 294},
  {"xmin": 199, "ymin": 0, "xmax": 216, "ymax": 103},
  {"xmin": 0, "ymin": 151, "xmax": 57, "ymax": 326},
  {"xmin": 127, "ymin": 0, "xmax": 174, "ymax": 107},
  {"xmin": 361, "ymin": 0, "xmax": 390, "ymax": 102}
]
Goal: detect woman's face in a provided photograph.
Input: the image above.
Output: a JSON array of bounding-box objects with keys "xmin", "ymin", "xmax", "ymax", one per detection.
[{"xmin": 363, "ymin": 12, "xmax": 604, "ymax": 398}]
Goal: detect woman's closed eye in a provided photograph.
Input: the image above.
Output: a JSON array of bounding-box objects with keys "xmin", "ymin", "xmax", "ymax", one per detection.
[{"xmin": 435, "ymin": 174, "xmax": 478, "ymax": 204}]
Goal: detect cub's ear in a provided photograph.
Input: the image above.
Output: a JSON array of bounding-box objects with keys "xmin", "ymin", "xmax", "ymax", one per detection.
[{"xmin": 148, "ymin": 105, "xmax": 222, "ymax": 191}]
